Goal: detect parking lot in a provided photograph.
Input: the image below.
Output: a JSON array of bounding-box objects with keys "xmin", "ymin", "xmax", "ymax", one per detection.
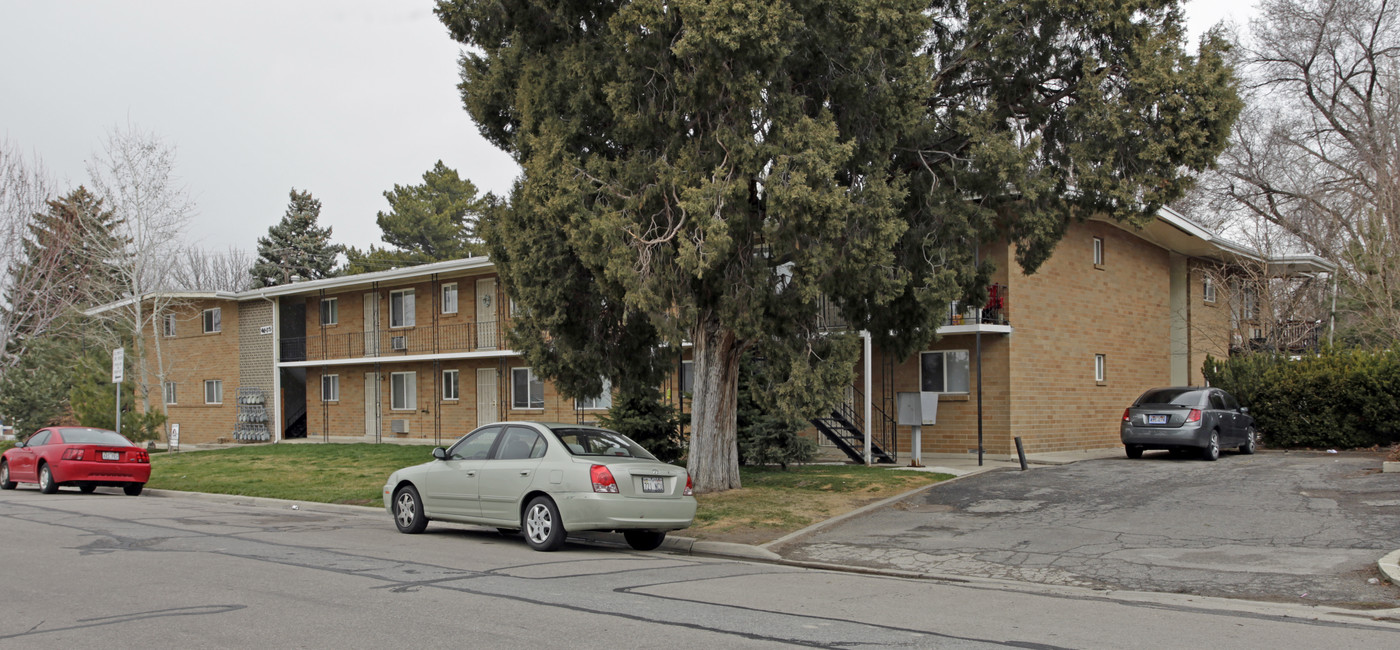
[{"xmin": 782, "ymin": 450, "xmax": 1400, "ymax": 608}]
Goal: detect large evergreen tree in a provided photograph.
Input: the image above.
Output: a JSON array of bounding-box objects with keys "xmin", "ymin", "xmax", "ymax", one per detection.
[
  {"xmin": 250, "ymin": 189, "xmax": 343, "ymax": 288},
  {"xmin": 344, "ymin": 161, "xmax": 487, "ymax": 273},
  {"xmin": 437, "ymin": 0, "xmax": 1239, "ymax": 492}
]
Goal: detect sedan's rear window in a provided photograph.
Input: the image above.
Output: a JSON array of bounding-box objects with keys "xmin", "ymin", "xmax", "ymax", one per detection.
[
  {"xmin": 56, "ymin": 428, "xmax": 134, "ymax": 446},
  {"xmin": 1135, "ymin": 389, "xmax": 1206, "ymax": 407},
  {"xmin": 553, "ymin": 428, "xmax": 656, "ymax": 460}
]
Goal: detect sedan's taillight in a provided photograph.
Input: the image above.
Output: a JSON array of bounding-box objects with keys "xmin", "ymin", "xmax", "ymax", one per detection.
[
  {"xmin": 683, "ymin": 474, "xmax": 693, "ymax": 497},
  {"xmin": 590, "ymin": 464, "xmax": 618, "ymax": 493},
  {"xmin": 1186, "ymin": 408, "xmax": 1202, "ymax": 423},
  {"xmin": 62, "ymin": 448, "xmax": 85, "ymax": 461},
  {"xmin": 1122, "ymin": 408, "xmax": 1131, "ymax": 422}
]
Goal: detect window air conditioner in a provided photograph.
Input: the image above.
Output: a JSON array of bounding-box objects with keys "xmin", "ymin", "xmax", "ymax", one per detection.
[
  {"xmin": 390, "ymin": 336, "xmax": 407, "ymax": 351},
  {"xmin": 391, "ymin": 419, "xmax": 410, "ymax": 433}
]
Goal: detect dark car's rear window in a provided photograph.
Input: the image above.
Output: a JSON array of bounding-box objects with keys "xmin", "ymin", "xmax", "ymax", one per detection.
[
  {"xmin": 1135, "ymin": 389, "xmax": 1206, "ymax": 407},
  {"xmin": 56, "ymin": 428, "xmax": 135, "ymax": 446}
]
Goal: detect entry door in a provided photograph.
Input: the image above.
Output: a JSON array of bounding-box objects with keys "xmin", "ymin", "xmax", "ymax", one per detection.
[
  {"xmin": 364, "ymin": 372, "xmax": 381, "ymax": 438},
  {"xmin": 476, "ymin": 368, "xmax": 498, "ymax": 428},
  {"xmin": 476, "ymin": 278, "xmax": 497, "ymax": 349},
  {"xmin": 363, "ymin": 293, "xmax": 380, "ymax": 356}
]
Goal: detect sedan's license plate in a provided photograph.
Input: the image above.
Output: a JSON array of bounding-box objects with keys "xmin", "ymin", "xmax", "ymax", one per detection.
[
  {"xmin": 641, "ymin": 477, "xmax": 665, "ymax": 493},
  {"xmin": 1147, "ymin": 414, "xmax": 1168, "ymax": 425},
  {"xmin": 102, "ymin": 451, "xmax": 120, "ymax": 461}
]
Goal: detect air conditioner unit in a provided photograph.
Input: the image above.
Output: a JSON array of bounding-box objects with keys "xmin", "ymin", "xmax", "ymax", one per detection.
[
  {"xmin": 390, "ymin": 336, "xmax": 407, "ymax": 351},
  {"xmin": 391, "ymin": 419, "xmax": 410, "ymax": 434}
]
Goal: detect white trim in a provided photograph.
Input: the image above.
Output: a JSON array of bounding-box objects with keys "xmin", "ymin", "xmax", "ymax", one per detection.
[
  {"xmin": 390, "ymin": 371, "xmax": 417, "ymax": 411},
  {"xmin": 320, "ymin": 297, "xmax": 339, "ymax": 325},
  {"xmin": 442, "ymin": 283, "xmax": 458, "ymax": 314},
  {"xmin": 443, "ymin": 369, "xmax": 460, "ymax": 401},
  {"xmin": 389, "ymin": 288, "xmax": 415, "ymax": 329},
  {"xmin": 202, "ymin": 308, "xmax": 222, "ymax": 333},
  {"xmin": 920, "ymin": 350, "xmax": 972, "ymax": 394},
  {"xmin": 510, "ymin": 367, "xmax": 544, "ymax": 410},
  {"xmin": 163, "ymin": 381, "xmax": 177, "ymax": 405},
  {"xmin": 204, "ymin": 379, "xmax": 223, "ymax": 405},
  {"xmin": 1095, "ymin": 354, "xmax": 1106, "ymax": 382},
  {"xmin": 321, "ymin": 374, "xmax": 340, "ymax": 402},
  {"xmin": 276, "ymin": 348, "xmax": 521, "ymax": 368},
  {"xmin": 163, "ymin": 313, "xmax": 177, "ymax": 337},
  {"xmin": 1092, "ymin": 236, "xmax": 1104, "ymax": 266}
]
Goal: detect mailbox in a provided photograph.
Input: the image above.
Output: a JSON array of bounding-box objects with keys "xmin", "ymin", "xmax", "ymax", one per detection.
[{"xmin": 896, "ymin": 392, "xmax": 939, "ymax": 426}]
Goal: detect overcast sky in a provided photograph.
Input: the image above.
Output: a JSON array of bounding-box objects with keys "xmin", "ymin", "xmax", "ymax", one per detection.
[{"xmin": 0, "ymin": 0, "xmax": 1255, "ymax": 256}]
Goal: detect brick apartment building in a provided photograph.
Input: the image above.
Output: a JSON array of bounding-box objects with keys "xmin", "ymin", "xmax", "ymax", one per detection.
[{"xmin": 98, "ymin": 208, "xmax": 1330, "ymax": 460}]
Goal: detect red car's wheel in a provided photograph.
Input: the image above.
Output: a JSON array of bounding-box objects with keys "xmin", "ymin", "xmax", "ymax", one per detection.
[
  {"xmin": 0, "ymin": 461, "xmax": 15, "ymax": 490},
  {"xmin": 123, "ymin": 483, "xmax": 144, "ymax": 496},
  {"xmin": 38, "ymin": 463, "xmax": 58, "ymax": 494}
]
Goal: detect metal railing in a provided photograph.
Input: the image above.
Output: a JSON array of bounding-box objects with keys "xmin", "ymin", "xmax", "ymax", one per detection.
[
  {"xmin": 281, "ymin": 320, "xmax": 503, "ymax": 362},
  {"xmin": 945, "ymin": 283, "xmax": 1009, "ymax": 326}
]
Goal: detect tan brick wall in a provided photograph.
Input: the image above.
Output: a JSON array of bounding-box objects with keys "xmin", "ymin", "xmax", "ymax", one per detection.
[
  {"xmin": 1188, "ymin": 263, "xmax": 1233, "ymax": 385},
  {"xmin": 145, "ymin": 299, "xmax": 240, "ymax": 445}
]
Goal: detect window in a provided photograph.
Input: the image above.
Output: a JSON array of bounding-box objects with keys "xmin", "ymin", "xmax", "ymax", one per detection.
[
  {"xmin": 163, "ymin": 314, "xmax": 176, "ymax": 337},
  {"xmin": 391, "ymin": 372, "xmax": 417, "ymax": 411},
  {"xmin": 390, "ymin": 289, "xmax": 415, "ymax": 328},
  {"xmin": 204, "ymin": 379, "xmax": 223, "ymax": 404},
  {"xmin": 509, "ymin": 297, "xmax": 521, "ymax": 317},
  {"xmin": 1092, "ymin": 237, "xmax": 1104, "ymax": 266},
  {"xmin": 495, "ymin": 427, "xmax": 546, "ymax": 460},
  {"xmin": 511, "ymin": 367, "xmax": 544, "ymax": 409},
  {"xmin": 320, "ymin": 298, "xmax": 338, "ymax": 325},
  {"xmin": 1095, "ymin": 354, "xmax": 1106, "ymax": 382},
  {"xmin": 1203, "ymin": 276, "xmax": 1216, "ymax": 303},
  {"xmin": 443, "ymin": 369, "xmax": 459, "ymax": 401},
  {"xmin": 1242, "ymin": 288, "xmax": 1257, "ymax": 321},
  {"xmin": 442, "ymin": 283, "xmax": 458, "ymax": 314},
  {"xmin": 577, "ymin": 378, "xmax": 612, "ymax": 410},
  {"xmin": 920, "ymin": 350, "xmax": 970, "ymax": 393},
  {"xmin": 26, "ymin": 431, "xmax": 51, "ymax": 446},
  {"xmin": 321, "ymin": 374, "xmax": 339, "ymax": 402},
  {"xmin": 163, "ymin": 382, "xmax": 177, "ymax": 405},
  {"xmin": 203, "ymin": 308, "xmax": 221, "ymax": 333},
  {"xmin": 680, "ymin": 361, "xmax": 694, "ymax": 394},
  {"xmin": 447, "ymin": 426, "xmax": 501, "ymax": 460}
]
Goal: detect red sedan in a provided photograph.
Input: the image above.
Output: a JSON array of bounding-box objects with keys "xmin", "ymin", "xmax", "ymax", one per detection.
[{"xmin": 1, "ymin": 427, "xmax": 151, "ymax": 496}]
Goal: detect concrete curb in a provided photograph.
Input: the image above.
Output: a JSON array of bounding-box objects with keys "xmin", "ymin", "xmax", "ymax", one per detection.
[
  {"xmin": 1380, "ymin": 549, "xmax": 1400, "ymax": 586},
  {"xmin": 143, "ymin": 488, "xmax": 382, "ymax": 517}
]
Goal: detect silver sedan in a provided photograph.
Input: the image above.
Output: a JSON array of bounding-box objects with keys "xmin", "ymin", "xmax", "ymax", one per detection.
[
  {"xmin": 383, "ymin": 422, "xmax": 697, "ymax": 551},
  {"xmin": 1121, "ymin": 387, "xmax": 1257, "ymax": 461}
]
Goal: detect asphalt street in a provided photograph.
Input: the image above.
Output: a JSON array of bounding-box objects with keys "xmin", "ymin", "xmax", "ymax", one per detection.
[
  {"xmin": 781, "ymin": 451, "xmax": 1400, "ymax": 608},
  {"xmin": 1, "ymin": 485, "xmax": 1398, "ymax": 649}
]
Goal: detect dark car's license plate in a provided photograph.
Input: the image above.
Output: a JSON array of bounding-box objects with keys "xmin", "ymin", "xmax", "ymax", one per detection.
[
  {"xmin": 102, "ymin": 451, "xmax": 120, "ymax": 461},
  {"xmin": 1147, "ymin": 414, "xmax": 1168, "ymax": 425},
  {"xmin": 641, "ymin": 477, "xmax": 664, "ymax": 493}
]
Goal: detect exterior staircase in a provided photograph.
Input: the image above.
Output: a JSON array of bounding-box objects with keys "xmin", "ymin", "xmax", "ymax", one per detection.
[{"xmin": 810, "ymin": 385, "xmax": 897, "ymax": 464}]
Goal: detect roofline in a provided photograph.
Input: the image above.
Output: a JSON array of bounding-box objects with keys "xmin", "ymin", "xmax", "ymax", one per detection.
[
  {"xmin": 1107, "ymin": 207, "xmax": 1338, "ymax": 275},
  {"xmin": 84, "ymin": 291, "xmax": 240, "ymax": 316},
  {"xmin": 240, "ymin": 256, "xmax": 496, "ymax": 299}
]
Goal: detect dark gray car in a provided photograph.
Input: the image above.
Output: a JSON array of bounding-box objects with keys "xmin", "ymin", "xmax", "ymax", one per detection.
[{"xmin": 1120, "ymin": 387, "xmax": 1257, "ymax": 461}]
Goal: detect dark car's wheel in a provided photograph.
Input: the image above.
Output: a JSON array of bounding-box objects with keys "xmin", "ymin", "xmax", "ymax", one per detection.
[
  {"xmin": 38, "ymin": 463, "xmax": 58, "ymax": 494},
  {"xmin": 523, "ymin": 496, "xmax": 566, "ymax": 552},
  {"xmin": 0, "ymin": 461, "xmax": 15, "ymax": 490},
  {"xmin": 392, "ymin": 485, "xmax": 428, "ymax": 534},
  {"xmin": 1125, "ymin": 445, "xmax": 1144, "ymax": 459},
  {"xmin": 623, "ymin": 530, "xmax": 667, "ymax": 551},
  {"xmin": 1240, "ymin": 426, "xmax": 1257, "ymax": 455},
  {"xmin": 79, "ymin": 485, "xmax": 96, "ymax": 494},
  {"xmin": 1201, "ymin": 431, "xmax": 1220, "ymax": 461},
  {"xmin": 123, "ymin": 483, "xmax": 144, "ymax": 496}
]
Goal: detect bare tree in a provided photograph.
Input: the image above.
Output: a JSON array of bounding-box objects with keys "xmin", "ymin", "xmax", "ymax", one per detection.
[
  {"xmin": 171, "ymin": 246, "xmax": 254, "ymax": 292},
  {"xmin": 1202, "ymin": 0, "xmax": 1400, "ymax": 344},
  {"xmin": 0, "ymin": 139, "xmax": 57, "ymax": 371},
  {"xmin": 85, "ymin": 125, "xmax": 196, "ymax": 422}
]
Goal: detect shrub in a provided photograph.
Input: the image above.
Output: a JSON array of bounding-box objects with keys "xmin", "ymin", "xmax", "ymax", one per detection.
[
  {"xmin": 736, "ymin": 353, "xmax": 817, "ymax": 469},
  {"xmin": 598, "ymin": 385, "xmax": 686, "ymax": 464}
]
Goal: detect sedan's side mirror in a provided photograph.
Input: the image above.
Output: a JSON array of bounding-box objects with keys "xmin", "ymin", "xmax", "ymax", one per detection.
[
  {"xmin": 431, "ymin": 447, "xmax": 447, "ymax": 460},
  {"xmin": 1239, "ymin": 406, "xmax": 1250, "ymax": 414}
]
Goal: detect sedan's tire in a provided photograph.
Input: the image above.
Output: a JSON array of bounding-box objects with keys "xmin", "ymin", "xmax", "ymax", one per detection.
[
  {"xmin": 1240, "ymin": 427, "xmax": 1257, "ymax": 455},
  {"xmin": 0, "ymin": 461, "xmax": 15, "ymax": 490},
  {"xmin": 523, "ymin": 496, "xmax": 566, "ymax": 552},
  {"xmin": 79, "ymin": 485, "xmax": 97, "ymax": 494},
  {"xmin": 1125, "ymin": 445, "xmax": 1144, "ymax": 459},
  {"xmin": 1201, "ymin": 431, "xmax": 1220, "ymax": 462},
  {"xmin": 392, "ymin": 485, "xmax": 428, "ymax": 534},
  {"xmin": 38, "ymin": 463, "xmax": 58, "ymax": 494},
  {"xmin": 123, "ymin": 483, "xmax": 144, "ymax": 496},
  {"xmin": 623, "ymin": 530, "xmax": 667, "ymax": 551}
]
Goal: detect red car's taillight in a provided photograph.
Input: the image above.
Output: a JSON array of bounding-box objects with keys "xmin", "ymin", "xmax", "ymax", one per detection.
[
  {"xmin": 62, "ymin": 448, "xmax": 85, "ymax": 461},
  {"xmin": 1186, "ymin": 408, "xmax": 1202, "ymax": 423},
  {"xmin": 683, "ymin": 474, "xmax": 693, "ymax": 497},
  {"xmin": 590, "ymin": 464, "xmax": 618, "ymax": 493},
  {"xmin": 1122, "ymin": 408, "xmax": 1131, "ymax": 422},
  {"xmin": 135, "ymin": 450, "xmax": 150, "ymax": 464}
]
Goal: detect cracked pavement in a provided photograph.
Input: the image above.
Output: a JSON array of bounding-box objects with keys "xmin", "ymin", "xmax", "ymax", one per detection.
[{"xmin": 780, "ymin": 451, "xmax": 1400, "ymax": 607}]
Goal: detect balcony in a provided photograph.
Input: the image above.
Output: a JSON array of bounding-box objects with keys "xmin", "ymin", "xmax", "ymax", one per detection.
[
  {"xmin": 940, "ymin": 283, "xmax": 1010, "ymax": 333},
  {"xmin": 1232, "ymin": 320, "xmax": 1323, "ymax": 354},
  {"xmin": 281, "ymin": 320, "xmax": 504, "ymax": 362}
]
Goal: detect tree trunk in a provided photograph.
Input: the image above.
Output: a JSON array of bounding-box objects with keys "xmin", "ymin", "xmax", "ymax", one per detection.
[{"xmin": 687, "ymin": 311, "xmax": 742, "ymax": 493}]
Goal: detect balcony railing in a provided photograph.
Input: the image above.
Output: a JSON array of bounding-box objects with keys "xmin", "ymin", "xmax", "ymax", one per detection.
[
  {"xmin": 945, "ymin": 283, "xmax": 1009, "ymax": 327},
  {"xmin": 281, "ymin": 320, "xmax": 503, "ymax": 362},
  {"xmin": 1233, "ymin": 320, "xmax": 1323, "ymax": 354}
]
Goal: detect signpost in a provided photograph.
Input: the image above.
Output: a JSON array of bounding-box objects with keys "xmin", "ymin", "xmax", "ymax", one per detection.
[
  {"xmin": 169, "ymin": 423, "xmax": 180, "ymax": 452},
  {"xmin": 111, "ymin": 348, "xmax": 124, "ymax": 435}
]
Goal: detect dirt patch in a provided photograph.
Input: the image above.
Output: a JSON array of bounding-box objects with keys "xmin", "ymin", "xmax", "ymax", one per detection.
[{"xmin": 687, "ymin": 483, "xmax": 938, "ymax": 545}]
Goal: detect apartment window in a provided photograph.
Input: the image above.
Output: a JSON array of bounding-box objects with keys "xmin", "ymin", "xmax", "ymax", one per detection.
[
  {"xmin": 509, "ymin": 298, "xmax": 520, "ymax": 317},
  {"xmin": 920, "ymin": 350, "xmax": 971, "ymax": 393},
  {"xmin": 1203, "ymin": 276, "xmax": 1217, "ymax": 303},
  {"xmin": 1250, "ymin": 327, "xmax": 1264, "ymax": 341},
  {"xmin": 321, "ymin": 374, "xmax": 339, "ymax": 402},
  {"xmin": 1095, "ymin": 354, "xmax": 1106, "ymax": 383},
  {"xmin": 443, "ymin": 369, "xmax": 459, "ymax": 401},
  {"xmin": 577, "ymin": 379, "xmax": 612, "ymax": 410},
  {"xmin": 320, "ymin": 298, "xmax": 338, "ymax": 325},
  {"xmin": 204, "ymin": 379, "xmax": 223, "ymax": 405},
  {"xmin": 390, "ymin": 289, "xmax": 416, "ymax": 328},
  {"xmin": 163, "ymin": 382, "xmax": 177, "ymax": 405},
  {"xmin": 391, "ymin": 372, "xmax": 417, "ymax": 411},
  {"xmin": 680, "ymin": 360, "xmax": 694, "ymax": 394},
  {"xmin": 442, "ymin": 283, "xmax": 458, "ymax": 314},
  {"xmin": 163, "ymin": 314, "xmax": 176, "ymax": 338},
  {"xmin": 203, "ymin": 308, "xmax": 221, "ymax": 333},
  {"xmin": 1242, "ymin": 288, "xmax": 1257, "ymax": 321},
  {"xmin": 1092, "ymin": 237, "xmax": 1104, "ymax": 266},
  {"xmin": 511, "ymin": 367, "xmax": 544, "ymax": 409}
]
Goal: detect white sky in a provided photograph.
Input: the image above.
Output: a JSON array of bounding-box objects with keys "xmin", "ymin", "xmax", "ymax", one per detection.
[{"xmin": 0, "ymin": 0, "xmax": 1256, "ymax": 257}]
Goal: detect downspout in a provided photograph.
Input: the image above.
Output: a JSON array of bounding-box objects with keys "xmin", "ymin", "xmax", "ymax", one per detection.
[{"xmin": 862, "ymin": 330, "xmax": 872, "ymax": 466}]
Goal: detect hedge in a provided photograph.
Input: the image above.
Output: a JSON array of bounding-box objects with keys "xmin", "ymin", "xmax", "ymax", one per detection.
[{"xmin": 1203, "ymin": 348, "xmax": 1400, "ymax": 449}]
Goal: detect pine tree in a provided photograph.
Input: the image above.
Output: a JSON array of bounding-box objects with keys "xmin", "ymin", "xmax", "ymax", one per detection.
[
  {"xmin": 250, "ymin": 189, "xmax": 343, "ymax": 288},
  {"xmin": 344, "ymin": 161, "xmax": 487, "ymax": 274}
]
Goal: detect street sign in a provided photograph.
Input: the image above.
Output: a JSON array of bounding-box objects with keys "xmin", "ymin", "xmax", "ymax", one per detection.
[
  {"xmin": 111, "ymin": 348, "xmax": 124, "ymax": 383},
  {"xmin": 169, "ymin": 423, "xmax": 180, "ymax": 452}
]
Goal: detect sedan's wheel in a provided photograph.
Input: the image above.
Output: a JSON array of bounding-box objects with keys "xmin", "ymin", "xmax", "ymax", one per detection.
[
  {"xmin": 0, "ymin": 461, "xmax": 15, "ymax": 490},
  {"xmin": 623, "ymin": 530, "xmax": 667, "ymax": 551},
  {"xmin": 523, "ymin": 496, "xmax": 566, "ymax": 552},
  {"xmin": 1201, "ymin": 431, "xmax": 1220, "ymax": 462},
  {"xmin": 1240, "ymin": 427, "xmax": 1257, "ymax": 455},
  {"xmin": 123, "ymin": 483, "xmax": 144, "ymax": 497},
  {"xmin": 392, "ymin": 485, "xmax": 428, "ymax": 534},
  {"xmin": 1125, "ymin": 445, "xmax": 1144, "ymax": 459},
  {"xmin": 79, "ymin": 485, "xmax": 97, "ymax": 494},
  {"xmin": 38, "ymin": 464, "xmax": 58, "ymax": 494}
]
